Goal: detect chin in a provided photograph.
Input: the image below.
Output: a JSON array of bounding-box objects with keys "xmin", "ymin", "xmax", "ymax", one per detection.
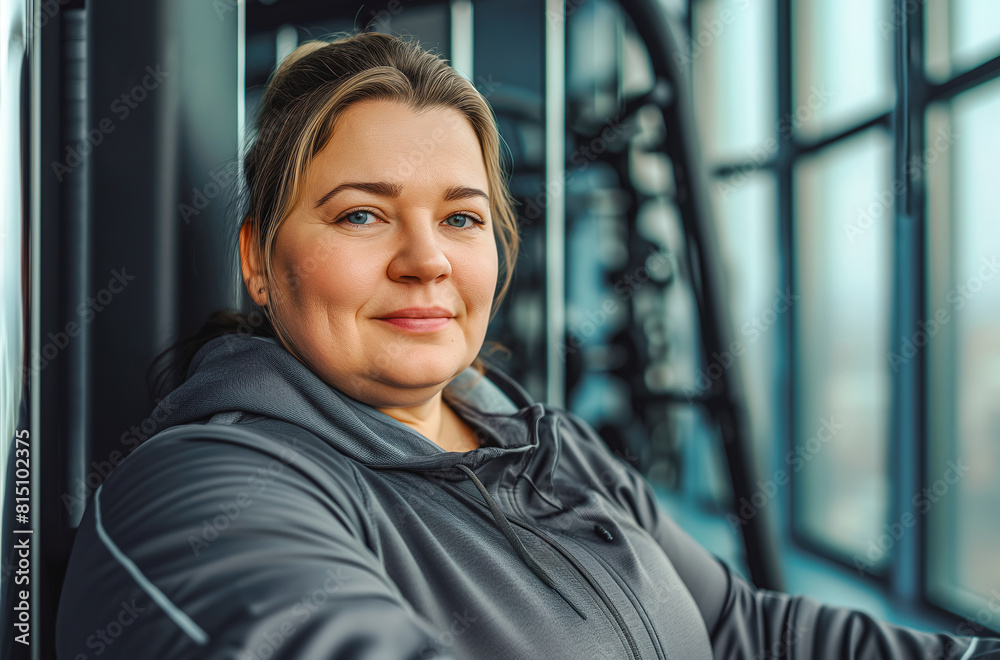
[{"xmin": 376, "ymin": 346, "xmax": 469, "ymax": 388}]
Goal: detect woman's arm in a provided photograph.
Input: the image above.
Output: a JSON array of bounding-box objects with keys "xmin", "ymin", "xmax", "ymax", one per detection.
[
  {"xmin": 561, "ymin": 411, "xmax": 998, "ymax": 660},
  {"xmin": 56, "ymin": 426, "xmax": 453, "ymax": 660}
]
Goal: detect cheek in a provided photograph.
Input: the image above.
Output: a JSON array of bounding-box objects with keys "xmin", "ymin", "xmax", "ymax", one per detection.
[
  {"xmin": 457, "ymin": 248, "xmax": 499, "ymax": 316},
  {"xmin": 276, "ymin": 239, "xmax": 377, "ymax": 319}
]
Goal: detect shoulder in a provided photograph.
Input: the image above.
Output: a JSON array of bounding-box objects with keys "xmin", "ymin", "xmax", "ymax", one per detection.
[
  {"xmin": 540, "ymin": 405, "xmax": 646, "ymax": 497},
  {"xmin": 545, "ymin": 404, "xmax": 625, "ymax": 461},
  {"xmin": 539, "ymin": 406, "xmax": 687, "ymax": 549},
  {"xmin": 95, "ymin": 420, "xmax": 370, "ymax": 542}
]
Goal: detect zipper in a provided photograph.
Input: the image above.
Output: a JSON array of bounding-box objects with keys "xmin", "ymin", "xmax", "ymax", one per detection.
[{"xmin": 436, "ymin": 479, "xmax": 643, "ymax": 660}]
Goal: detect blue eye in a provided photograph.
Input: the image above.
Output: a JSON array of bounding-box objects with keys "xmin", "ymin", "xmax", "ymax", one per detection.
[
  {"xmin": 444, "ymin": 214, "xmax": 479, "ymax": 228},
  {"xmin": 342, "ymin": 210, "xmax": 377, "ymax": 225}
]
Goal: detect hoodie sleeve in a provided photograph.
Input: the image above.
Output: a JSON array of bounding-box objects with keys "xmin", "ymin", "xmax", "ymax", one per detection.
[
  {"xmin": 560, "ymin": 411, "xmax": 999, "ymax": 660},
  {"xmin": 55, "ymin": 427, "xmax": 454, "ymax": 660}
]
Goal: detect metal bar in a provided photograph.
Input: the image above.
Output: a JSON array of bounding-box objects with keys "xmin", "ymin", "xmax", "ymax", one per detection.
[
  {"xmin": 711, "ymin": 111, "xmax": 892, "ymax": 178},
  {"xmin": 616, "ymin": 0, "xmax": 784, "ymax": 591},
  {"xmin": 928, "ymin": 53, "xmax": 1000, "ymax": 101},
  {"xmin": 888, "ymin": 0, "xmax": 924, "ymax": 603},
  {"xmin": 236, "ymin": 0, "xmax": 247, "ymax": 307},
  {"xmin": 797, "ymin": 111, "xmax": 893, "ymax": 155},
  {"xmin": 775, "ymin": 0, "xmax": 794, "ymax": 548},
  {"xmin": 62, "ymin": 8, "xmax": 90, "ymax": 530},
  {"xmin": 29, "ymin": 1, "xmax": 45, "ymax": 656},
  {"xmin": 31, "ymin": 2, "xmax": 69, "ymax": 657},
  {"xmin": 450, "ymin": 0, "xmax": 474, "ymax": 81},
  {"xmin": 545, "ymin": 0, "xmax": 566, "ymax": 408}
]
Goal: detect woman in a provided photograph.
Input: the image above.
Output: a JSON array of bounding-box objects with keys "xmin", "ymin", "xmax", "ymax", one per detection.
[{"xmin": 55, "ymin": 32, "xmax": 995, "ymax": 659}]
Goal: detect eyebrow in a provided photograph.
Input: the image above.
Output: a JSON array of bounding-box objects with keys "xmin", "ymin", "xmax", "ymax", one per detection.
[
  {"xmin": 442, "ymin": 185, "xmax": 490, "ymax": 204},
  {"xmin": 314, "ymin": 182, "xmax": 489, "ymax": 208}
]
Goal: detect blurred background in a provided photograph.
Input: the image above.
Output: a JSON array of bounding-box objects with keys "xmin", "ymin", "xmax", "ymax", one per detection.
[{"xmin": 2, "ymin": 0, "xmax": 999, "ymax": 657}]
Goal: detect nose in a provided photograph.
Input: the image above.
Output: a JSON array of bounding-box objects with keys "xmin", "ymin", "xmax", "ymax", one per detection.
[{"xmin": 386, "ymin": 218, "xmax": 452, "ymax": 284}]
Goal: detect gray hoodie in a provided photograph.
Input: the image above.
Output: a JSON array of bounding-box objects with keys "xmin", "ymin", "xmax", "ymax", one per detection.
[{"xmin": 55, "ymin": 333, "xmax": 993, "ymax": 659}]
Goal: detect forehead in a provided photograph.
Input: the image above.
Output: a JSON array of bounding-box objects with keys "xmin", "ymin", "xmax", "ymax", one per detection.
[{"xmin": 306, "ymin": 99, "xmax": 489, "ymax": 188}]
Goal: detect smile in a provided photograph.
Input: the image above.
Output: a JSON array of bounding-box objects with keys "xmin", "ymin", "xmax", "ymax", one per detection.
[{"xmin": 377, "ymin": 317, "xmax": 452, "ymax": 332}]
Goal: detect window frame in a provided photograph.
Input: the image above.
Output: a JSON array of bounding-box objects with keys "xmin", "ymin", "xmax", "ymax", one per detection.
[{"xmin": 691, "ymin": 0, "xmax": 1000, "ymax": 625}]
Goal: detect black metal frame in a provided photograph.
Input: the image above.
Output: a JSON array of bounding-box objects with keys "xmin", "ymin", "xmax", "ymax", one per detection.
[{"xmin": 614, "ymin": 0, "xmax": 784, "ymax": 591}]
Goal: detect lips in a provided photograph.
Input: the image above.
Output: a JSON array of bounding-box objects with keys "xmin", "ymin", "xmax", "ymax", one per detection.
[
  {"xmin": 376, "ymin": 306, "xmax": 454, "ymax": 333},
  {"xmin": 378, "ymin": 306, "xmax": 454, "ymax": 319}
]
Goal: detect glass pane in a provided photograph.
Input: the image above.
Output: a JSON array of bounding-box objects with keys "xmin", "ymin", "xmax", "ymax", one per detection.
[
  {"xmin": 710, "ymin": 173, "xmax": 779, "ymax": 484},
  {"xmin": 794, "ymin": 129, "xmax": 893, "ymax": 560},
  {"xmin": 691, "ymin": 0, "xmax": 776, "ymax": 164},
  {"xmin": 793, "ymin": 0, "xmax": 895, "ymax": 140},
  {"xmin": 926, "ymin": 78, "xmax": 1000, "ymax": 618},
  {"xmin": 926, "ymin": 0, "xmax": 1000, "ymax": 81}
]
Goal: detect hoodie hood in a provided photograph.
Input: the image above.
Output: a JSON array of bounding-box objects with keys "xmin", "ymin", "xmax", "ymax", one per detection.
[{"xmin": 152, "ymin": 333, "xmax": 543, "ymax": 481}]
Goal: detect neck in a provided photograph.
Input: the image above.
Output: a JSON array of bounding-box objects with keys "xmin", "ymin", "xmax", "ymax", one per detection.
[
  {"xmin": 376, "ymin": 391, "xmax": 479, "ymax": 452},
  {"xmin": 377, "ymin": 392, "xmax": 445, "ymax": 446}
]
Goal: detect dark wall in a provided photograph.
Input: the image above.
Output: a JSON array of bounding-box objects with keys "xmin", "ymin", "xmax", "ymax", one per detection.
[{"xmin": 83, "ymin": 0, "xmax": 240, "ymax": 522}]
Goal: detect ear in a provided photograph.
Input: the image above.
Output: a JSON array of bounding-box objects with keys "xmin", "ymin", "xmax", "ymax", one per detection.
[{"xmin": 239, "ymin": 220, "xmax": 269, "ymax": 307}]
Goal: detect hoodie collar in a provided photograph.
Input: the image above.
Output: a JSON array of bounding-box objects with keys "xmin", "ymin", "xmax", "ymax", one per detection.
[{"xmin": 156, "ymin": 333, "xmax": 538, "ymax": 476}]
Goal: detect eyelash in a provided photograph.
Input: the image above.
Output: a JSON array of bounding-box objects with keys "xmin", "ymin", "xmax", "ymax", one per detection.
[{"xmin": 333, "ymin": 207, "xmax": 485, "ymax": 230}]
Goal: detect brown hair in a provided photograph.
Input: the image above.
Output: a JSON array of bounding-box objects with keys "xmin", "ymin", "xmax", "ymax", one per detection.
[{"xmin": 149, "ymin": 32, "xmax": 518, "ymax": 402}]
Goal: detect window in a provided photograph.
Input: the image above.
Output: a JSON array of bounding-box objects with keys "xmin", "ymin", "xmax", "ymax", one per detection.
[
  {"xmin": 689, "ymin": 0, "xmax": 1000, "ymax": 625},
  {"xmin": 926, "ymin": 77, "xmax": 1000, "ymax": 620},
  {"xmin": 794, "ymin": 129, "xmax": 893, "ymax": 560},
  {"xmin": 792, "ymin": 0, "xmax": 895, "ymax": 139},
  {"xmin": 925, "ymin": 0, "xmax": 1000, "ymax": 81}
]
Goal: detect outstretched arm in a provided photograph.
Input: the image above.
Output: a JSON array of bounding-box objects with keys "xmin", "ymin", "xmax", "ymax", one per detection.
[{"xmin": 563, "ymin": 411, "xmax": 999, "ymax": 660}]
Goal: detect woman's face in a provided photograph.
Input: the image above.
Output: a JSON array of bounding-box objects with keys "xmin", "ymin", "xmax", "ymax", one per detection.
[{"xmin": 253, "ymin": 100, "xmax": 499, "ymax": 407}]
